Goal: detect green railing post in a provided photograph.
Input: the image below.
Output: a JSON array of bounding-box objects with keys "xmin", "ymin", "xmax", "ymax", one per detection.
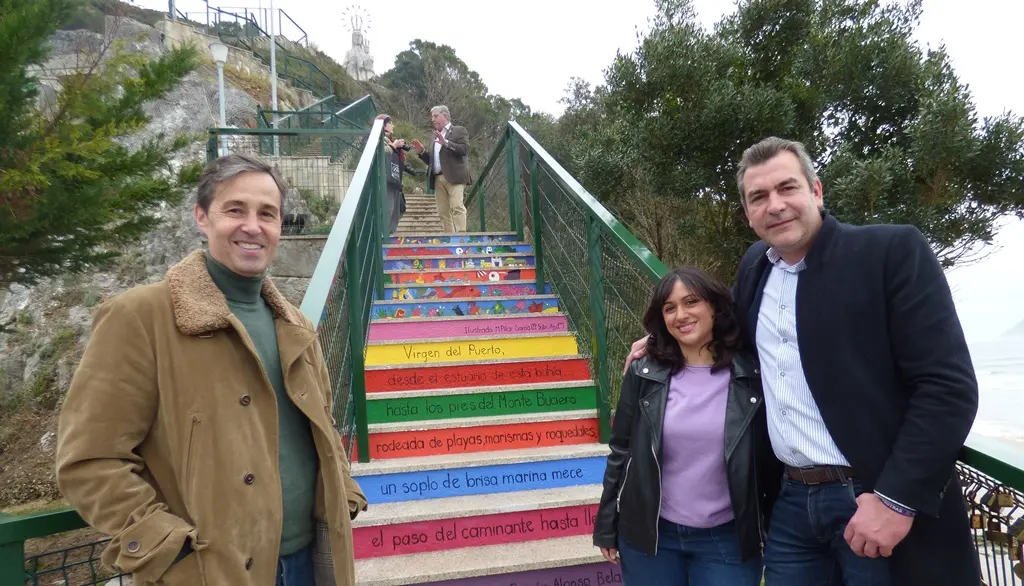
[
  {"xmin": 373, "ymin": 138, "xmax": 388, "ymax": 300},
  {"xmin": 529, "ymin": 151, "xmax": 544, "ymax": 290},
  {"xmin": 0, "ymin": 526, "xmax": 24, "ymax": 586},
  {"xmin": 346, "ymin": 212, "xmax": 371, "ymax": 463},
  {"xmin": 506, "ymin": 128, "xmax": 523, "ymax": 239},
  {"xmin": 587, "ymin": 215, "xmax": 613, "ymax": 443},
  {"xmin": 206, "ymin": 132, "xmax": 218, "ymax": 163},
  {"xmin": 478, "ymin": 173, "xmax": 486, "ymax": 232}
]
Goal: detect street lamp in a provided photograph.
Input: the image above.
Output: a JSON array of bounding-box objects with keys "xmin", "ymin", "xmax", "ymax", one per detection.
[{"xmin": 209, "ymin": 42, "xmax": 228, "ymax": 156}]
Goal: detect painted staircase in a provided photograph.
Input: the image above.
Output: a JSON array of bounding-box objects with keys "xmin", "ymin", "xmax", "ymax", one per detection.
[{"xmin": 351, "ymin": 232, "xmax": 621, "ymax": 586}]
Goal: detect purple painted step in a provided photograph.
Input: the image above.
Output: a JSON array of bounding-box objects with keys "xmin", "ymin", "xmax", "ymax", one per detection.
[{"xmin": 368, "ymin": 314, "xmax": 569, "ymax": 342}]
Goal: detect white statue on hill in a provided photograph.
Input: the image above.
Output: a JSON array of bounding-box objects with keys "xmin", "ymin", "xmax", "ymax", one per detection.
[{"xmin": 343, "ymin": 8, "xmax": 375, "ymax": 82}]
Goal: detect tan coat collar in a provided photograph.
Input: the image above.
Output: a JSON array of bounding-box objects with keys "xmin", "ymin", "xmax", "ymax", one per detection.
[{"xmin": 165, "ymin": 249, "xmax": 303, "ymax": 335}]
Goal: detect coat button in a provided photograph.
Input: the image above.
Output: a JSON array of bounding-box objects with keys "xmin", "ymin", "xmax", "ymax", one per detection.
[
  {"xmin": 643, "ymin": 400, "xmax": 649, "ymax": 407},
  {"xmin": 239, "ymin": 394, "xmax": 251, "ymax": 406},
  {"xmin": 642, "ymin": 368, "xmax": 649, "ymax": 374},
  {"xmin": 244, "ymin": 473, "xmax": 255, "ymax": 485},
  {"xmin": 126, "ymin": 540, "xmax": 140, "ymax": 553},
  {"xmin": 750, "ymin": 397, "xmax": 757, "ymax": 403},
  {"xmin": 754, "ymin": 368, "xmax": 759, "ymax": 375},
  {"xmin": 245, "ymin": 557, "xmax": 253, "ymax": 570}
]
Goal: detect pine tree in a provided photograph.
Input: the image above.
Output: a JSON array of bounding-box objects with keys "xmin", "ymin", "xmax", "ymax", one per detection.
[{"xmin": 0, "ymin": 0, "xmax": 201, "ymax": 289}]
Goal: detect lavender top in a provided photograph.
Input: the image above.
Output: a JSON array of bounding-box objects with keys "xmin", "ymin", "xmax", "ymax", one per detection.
[{"xmin": 659, "ymin": 365, "xmax": 734, "ymax": 528}]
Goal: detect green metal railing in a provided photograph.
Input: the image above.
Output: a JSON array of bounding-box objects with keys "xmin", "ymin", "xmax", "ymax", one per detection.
[
  {"xmin": 3, "ymin": 117, "xmax": 1023, "ymax": 585},
  {"xmin": 258, "ymin": 95, "xmax": 339, "ymax": 130}
]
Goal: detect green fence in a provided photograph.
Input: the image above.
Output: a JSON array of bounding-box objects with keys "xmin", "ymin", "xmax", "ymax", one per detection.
[{"xmin": 3, "ymin": 118, "xmax": 1023, "ymax": 585}]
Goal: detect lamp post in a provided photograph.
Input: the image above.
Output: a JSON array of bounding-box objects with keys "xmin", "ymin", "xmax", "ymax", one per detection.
[{"xmin": 209, "ymin": 42, "xmax": 229, "ymax": 155}]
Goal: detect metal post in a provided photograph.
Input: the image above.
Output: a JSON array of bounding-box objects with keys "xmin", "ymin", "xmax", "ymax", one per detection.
[
  {"xmin": 269, "ymin": 0, "xmax": 279, "ymax": 156},
  {"xmin": 374, "ymin": 138, "xmax": 388, "ymax": 299},
  {"xmin": 506, "ymin": 128, "xmax": 523, "ymax": 239},
  {"xmin": 168, "ymin": 0, "xmax": 176, "ymax": 20},
  {"xmin": 587, "ymin": 216, "xmax": 612, "ymax": 443},
  {"xmin": 529, "ymin": 151, "xmax": 544, "ymax": 291},
  {"xmin": 345, "ymin": 232, "xmax": 371, "ymax": 463},
  {"xmin": 478, "ymin": 172, "xmax": 486, "ymax": 232},
  {"xmin": 216, "ymin": 61, "xmax": 226, "ymax": 156}
]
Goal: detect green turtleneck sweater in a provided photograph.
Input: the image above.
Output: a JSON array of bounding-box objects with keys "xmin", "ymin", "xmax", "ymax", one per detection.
[{"xmin": 206, "ymin": 253, "xmax": 317, "ymax": 556}]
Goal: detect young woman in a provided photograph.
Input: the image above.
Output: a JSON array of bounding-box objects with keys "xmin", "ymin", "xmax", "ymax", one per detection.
[
  {"xmin": 376, "ymin": 114, "xmax": 423, "ymax": 233},
  {"xmin": 593, "ymin": 267, "xmax": 778, "ymax": 586}
]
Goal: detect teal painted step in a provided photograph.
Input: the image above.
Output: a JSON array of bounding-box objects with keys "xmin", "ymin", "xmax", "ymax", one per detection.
[
  {"xmin": 383, "ymin": 243, "xmax": 534, "ymax": 257},
  {"xmin": 366, "ymin": 384, "xmax": 597, "ymax": 424},
  {"xmin": 383, "ymin": 281, "xmax": 551, "ymax": 301},
  {"xmin": 383, "ymin": 253, "xmax": 534, "ymax": 271},
  {"xmin": 372, "ymin": 295, "xmax": 558, "ymax": 319},
  {"xmin": 387, "ymin": 233, "xmax": 518, "ymax": 245}
]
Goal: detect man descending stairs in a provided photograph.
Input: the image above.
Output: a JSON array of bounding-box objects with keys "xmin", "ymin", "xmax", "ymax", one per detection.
[
  {"xmin": 350, "ymin": 231, "xmax": 620, "ymax": 585},
  {"xmin": 397, "ymin": 193, "xmax": 444, "ymax": 233}
]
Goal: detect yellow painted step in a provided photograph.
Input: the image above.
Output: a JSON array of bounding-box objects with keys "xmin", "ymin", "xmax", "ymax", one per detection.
[{"xmin": 365, "ymin": 334, "xmax": 579, "ymax": 366}]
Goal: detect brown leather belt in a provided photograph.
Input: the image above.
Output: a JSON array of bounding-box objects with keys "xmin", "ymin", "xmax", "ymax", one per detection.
[{"xmin": 785, "ymin": 465, "xmax": 855, "ymax": 485}]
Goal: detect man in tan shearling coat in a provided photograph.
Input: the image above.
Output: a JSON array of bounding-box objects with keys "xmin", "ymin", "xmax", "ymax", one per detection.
[{"xmin": 56, "ymin": 153, "xmax": 367, "ymax": 586}]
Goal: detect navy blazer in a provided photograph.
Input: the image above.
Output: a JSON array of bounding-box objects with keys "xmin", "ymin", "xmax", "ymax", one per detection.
[{"xmin": 732, "ymin": 212, "xmax": 981, "ymax": 584}]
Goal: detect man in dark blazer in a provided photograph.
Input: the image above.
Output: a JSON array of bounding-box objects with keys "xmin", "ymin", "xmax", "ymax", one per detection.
[
  {"xmin": 411, "ymin": 105, "xmax": 472, "ymax": 232},
  {"xmin": 627, "ymin": 137, "xmax": 981, "ymax": 585}
]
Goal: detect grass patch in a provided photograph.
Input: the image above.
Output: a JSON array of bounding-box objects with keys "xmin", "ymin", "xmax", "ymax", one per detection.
[{"xmin": 298, "ymin": 187, "xmax": 340, "ymax": 224}]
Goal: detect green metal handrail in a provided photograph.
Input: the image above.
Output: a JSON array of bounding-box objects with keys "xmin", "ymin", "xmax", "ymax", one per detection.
[{"xmin": 323, "ymin": 95, "xmax": 378, "ymax": 131}]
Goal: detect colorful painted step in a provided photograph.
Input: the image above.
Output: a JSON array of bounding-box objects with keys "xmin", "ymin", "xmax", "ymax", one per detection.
[
  {"xmin": 384, "ymin": 243, "xmax": 534, "ymax": 257},
  {"xmin": 365, "ymin": 333, "xmax": 578, "ymax": 366},
  {"xmin": 371, "ymin": 295, "xmax": 558, "ymax": 320},
  {"xmin": 365, "ymin": 382, "xmax": 596, "ymax": 424},
  {"xmin": 386, "ymin": 267, "xmax": 536, "ymax": 285},
  {"xmin": 384, "ymin": 280, "xmax": 550, "ymax": 301},
  {"xmin": 364, "ymin": 356, "xmax": 593, "ymax": 394},
  {"xmin": 353, "ymin": 535, "xmax": 611, "ymax": 586},
  {"xmin": 361, "ymin": 412, "xmax": 599, "ymax": 460},
  {"xmin": 351, "ymin": 485, "xmax": 602, "ymax": 559},
  {"xmin": 383, "ymin": 253, "xmax": 535, "ymax": 271},
  {"xmin": 368, "ymin": 314, "xmax": 569, "ymax": 341},
  {"xmin": 353, "ymin": 444, "xmax": 609, "ymax": 503},
  {"xmin": 388, "ymin": 233, "xmax": 518, "ymax": 245}
]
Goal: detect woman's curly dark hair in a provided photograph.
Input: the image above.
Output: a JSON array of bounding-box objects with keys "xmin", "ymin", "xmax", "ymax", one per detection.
[{"xmin": 642, "ymin": 267, "xmax": 743, "ymax": 374}]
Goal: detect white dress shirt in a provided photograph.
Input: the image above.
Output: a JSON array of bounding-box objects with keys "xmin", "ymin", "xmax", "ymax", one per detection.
[
  {"xmin": 756, "ymin": 248, "xmax": 850, "ymax": 468},
  {"xmin": 432, "ymin": 122, "xmax": 451, "ymax": 175}
]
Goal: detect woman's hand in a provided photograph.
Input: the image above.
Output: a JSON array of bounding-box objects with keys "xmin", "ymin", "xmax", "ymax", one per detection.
[
  {"xmin": 393, "ymin": 139, "xmax": 406, "ymax": 149},
  {"xmin": 599, "ymin": 547, "xmax": 620, "ymax": 565}
]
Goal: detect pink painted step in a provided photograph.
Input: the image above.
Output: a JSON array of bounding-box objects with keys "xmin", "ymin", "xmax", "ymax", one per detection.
[
  {"xmin": 368, "ymin": 314, "xmax": 569, "ymax": 342},
  {"xmin": 353, "ymin": 503, "xmax": 598, "ymax": 559}
]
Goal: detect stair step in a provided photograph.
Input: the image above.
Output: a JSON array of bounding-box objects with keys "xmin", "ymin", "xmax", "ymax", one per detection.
[
  {"xmin": 383, "ymin": 254, "xmax": 535, "ymax": 272},
  {"xmin": 388, "ymin": 233, "xmax": 518, "ymax": 245},
  {"xmin": 368, "ymin": 409, "xmax": 598, "ymax": 434},
  {"xmin": 383, "ymin": 280, "xmax": 550, "ymax": 301},
  {"xmin": 372, "ymin": 295, "xmax": 556, "ymax": 319},
  {"xmin": 365, "ymin": 384, "xmax": 595, "ymax": 425},
  {"xmin": 383, "ymin": 243, "xmax": 534, "ymax": 256},
  {"xmin": 359, "ymin": 412, "xmax": 600, "ymax": 460},
  {"xmin": 364, "ymin": 332, "xmax": 578, "ymax": 366},
  {"xmin": 386, "ymin": 267, "xmax": 537, "ymax": 285},
  {"xmin": 352, "ymin": 485, "xmax": 602, "ymax": 559},
  {"xmin": 355, "ymin": 537, "xmax": 611, "ymax": 586},
  {"xmin": 368, "ymin": 313, "xmax": 569, "ymax": 341},
  {"xmin": 368, "ymin": 380, "xmax": 592, "ymax": 400},
  {"xmin": 364, "ymin": 356, "xmax": 593, "ymax": 394}
]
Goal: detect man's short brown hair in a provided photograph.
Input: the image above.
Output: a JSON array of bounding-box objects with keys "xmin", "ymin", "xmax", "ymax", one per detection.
[{"xmin": 196, "ymin": 153, "xmax": 289, "ymax": 212}]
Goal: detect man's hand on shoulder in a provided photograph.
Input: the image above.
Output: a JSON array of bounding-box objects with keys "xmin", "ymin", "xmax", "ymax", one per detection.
[
  {"xmin": 622, "ymin": 336, "xmax": 649, "ymax": 375},
  {"xmin": 843, "ymin": 492, "xmax": 913, "ymax": 558}
]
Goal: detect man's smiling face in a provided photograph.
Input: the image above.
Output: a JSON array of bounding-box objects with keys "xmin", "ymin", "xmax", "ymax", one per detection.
[
  {"xmin": 194, "ymin": 171, "xmax": 282, "ymax": 276},
  {"xmin": 742, "ymin": 150, "xmax": 824, "ymax": 264}
]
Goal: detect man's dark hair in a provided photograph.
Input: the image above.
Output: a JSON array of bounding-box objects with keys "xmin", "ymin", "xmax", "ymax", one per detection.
[
  {"xmin": 642, "ymin": 267, "xmax": 743, "ymax": 373},
  {"xmin": 196, "ymin": 153, "xmax": 289, "ymax": 212}
]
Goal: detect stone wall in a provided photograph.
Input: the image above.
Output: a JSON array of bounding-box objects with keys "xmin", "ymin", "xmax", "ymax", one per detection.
[{"xmin": 271, "ymin": 235, "xmax": 329, "ymax": 305}]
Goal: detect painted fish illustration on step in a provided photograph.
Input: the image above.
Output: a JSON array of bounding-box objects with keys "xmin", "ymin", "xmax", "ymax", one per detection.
[
  {"xmin": 514, "ymin": 300, "xmax": 527, "ymax": 312},
  {"xmin": 529, "ymin": 302, "xmax": 545, "ymax": 313},
  {"xmin": 397, "ymin": 288, "xmax": 413, "ymax": 300},
  {"xmin": 393, "ymin": 309, "xmax": 406, "ymax": 318},
  {"xmin": 452, "ymin": 305, "xmax": 464, "ymax": 316},
  {"xmin": 468, "ymin": 302, "xmax": 480, "ymax": 316},
  {"xmin": 492, "ymin": 301, "xmax": 506, "ymax": 314},
  {"xmin": 411, "ymin": 307, "xmax": 422, "ymax": 317}
]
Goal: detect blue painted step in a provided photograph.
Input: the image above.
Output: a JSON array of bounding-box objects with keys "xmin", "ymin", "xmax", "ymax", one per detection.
[
  {"xmin": 356, "ymin": 456, "xmax": 607, "ymax": 504},
  {"xmin": 383, "ymin": 281, "xmax": 552, "ymax": 301},
  {"xmin": 383, "ymin": 254, "xmax": 535, "ymax": 272},
  {"xmin": 387, "ymin": 233, "xmax": 519, "ymax": 245}
]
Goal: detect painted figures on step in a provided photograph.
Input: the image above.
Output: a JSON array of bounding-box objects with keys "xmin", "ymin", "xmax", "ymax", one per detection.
[
  {"xmin": 593, "ymin": 267, "xmax": 775, "ymax": 586},
  {"xmin": 55, "ymin": 154, "xmax": 367, "ymax": 586},
  {"xmin": 412, "ymin": 105, "xmax": 472, "ymax": 233}
]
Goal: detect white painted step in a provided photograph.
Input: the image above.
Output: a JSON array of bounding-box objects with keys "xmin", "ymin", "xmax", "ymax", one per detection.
[
  {"xmin": 351, "ymin": 443, "xmax": 609, "ymax": 477},
  {"xmin": 354, "ymin": 534, "xmax": 603, "ymax": 586},
  {"xmin": 367, "ymin": 410, "xmax": 597, "ymax": 434},
  {"xmin": 352, "ymin": 483, "xmax": 602, "ymax": 528}
]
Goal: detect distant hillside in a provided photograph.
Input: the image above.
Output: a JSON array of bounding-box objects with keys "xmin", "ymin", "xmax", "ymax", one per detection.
[
  {"xmin": 62, "ymin": 0, "xmax": 166, "ymax": 34},
  {"xmin": 1004, "ymin": 318, "xmax": 1024, "ymax": 338}
]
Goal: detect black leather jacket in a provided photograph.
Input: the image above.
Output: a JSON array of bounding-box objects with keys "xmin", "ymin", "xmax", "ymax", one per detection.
[{"xmin": 592, "ymin": 351, "xmax": 782, "ymax": 560}]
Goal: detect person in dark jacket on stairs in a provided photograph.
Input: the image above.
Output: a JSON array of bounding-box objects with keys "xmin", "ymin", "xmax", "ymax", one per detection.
[
  {"xmin": 377, "ymin": 114, "xmax": 424, "ymax": 234},
  {"xmin": 594, "ymin": 267, "xmax": 781, "ymax": 586}
]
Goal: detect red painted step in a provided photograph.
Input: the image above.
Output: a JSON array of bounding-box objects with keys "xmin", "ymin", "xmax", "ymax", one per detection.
[{"xmin": 364, "ymin": 357, "xmax": 592, "ymax": 394}]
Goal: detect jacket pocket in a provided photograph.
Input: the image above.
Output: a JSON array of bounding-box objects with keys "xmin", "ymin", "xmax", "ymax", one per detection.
[
  {"xmin": 183, "ymin": 414, "xmax": 202, "ymax": 524},
  {"xmin": 157, "ymin": 550, "xmax": 201, "ymax": 586}
]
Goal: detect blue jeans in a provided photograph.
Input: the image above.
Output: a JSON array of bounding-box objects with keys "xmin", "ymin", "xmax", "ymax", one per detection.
[
  {"xmin": 275, "ymin": 543, "xmax": 315, "ymax": 586},
  {"xmin": 763, "ymin": 476, "xmax": 890, "ymax": 586},
  {"xmin": 618, "ymin": 518, "xmax": 763, "ymax": 586}
]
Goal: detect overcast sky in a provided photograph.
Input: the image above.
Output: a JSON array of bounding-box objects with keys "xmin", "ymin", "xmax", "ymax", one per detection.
[{"xmin": 149, "ymin": 0, "xmax": 1024, "ymax": 342}]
